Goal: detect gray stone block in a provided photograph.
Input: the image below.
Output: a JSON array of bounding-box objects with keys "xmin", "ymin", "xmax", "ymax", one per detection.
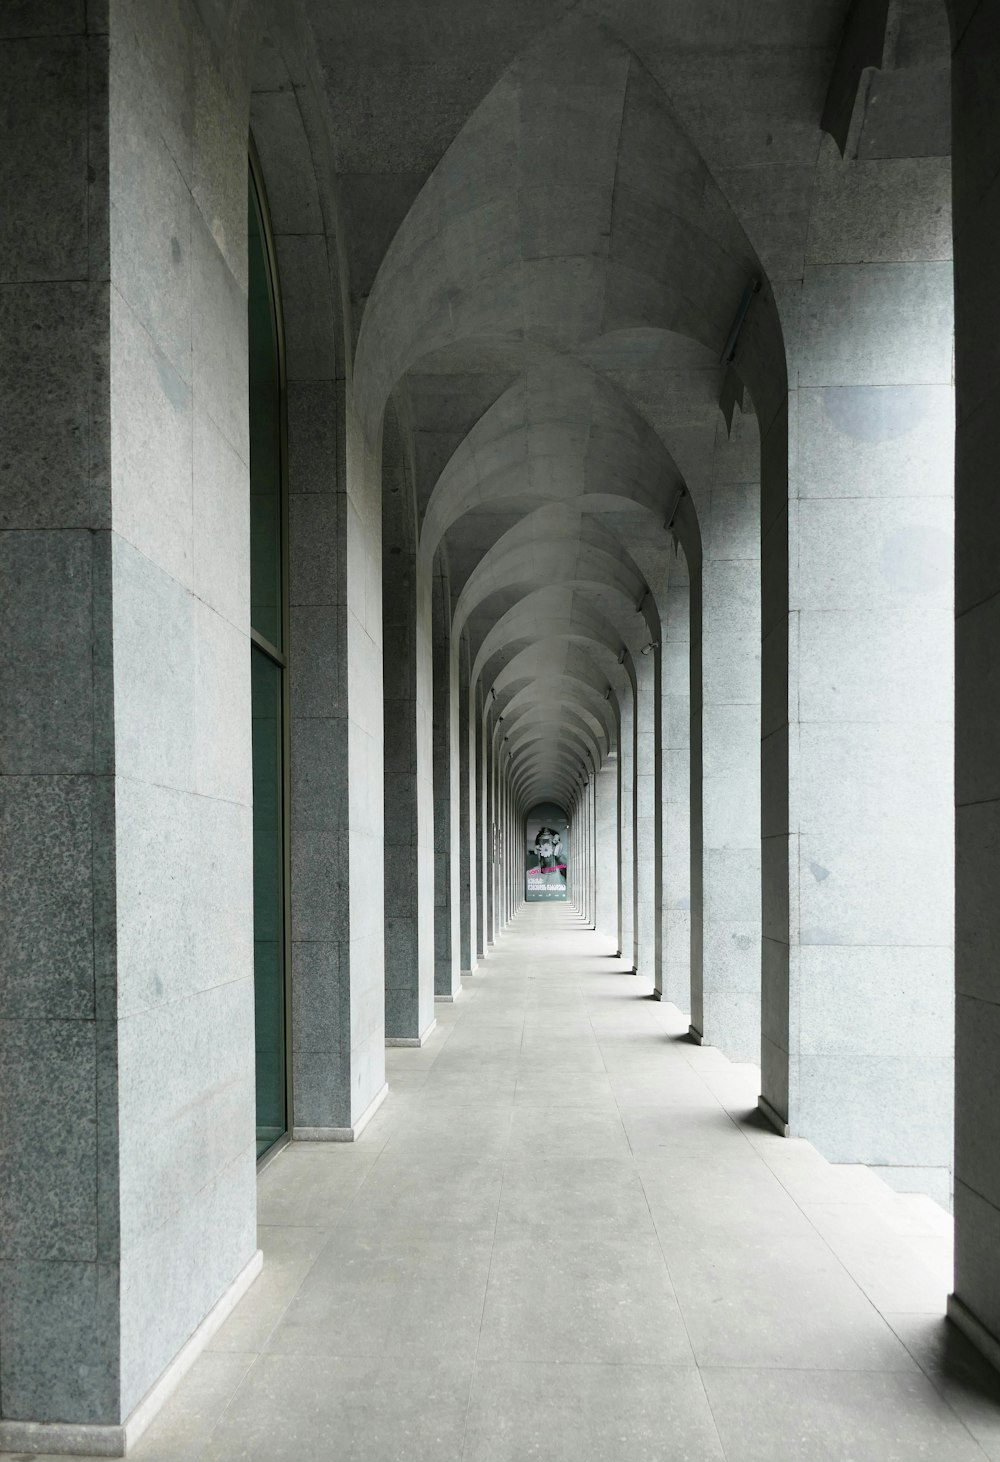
[
  {"xmin": 956, "ymin": 800, "xmax": 1000, "ymax": 1007},
  {"xmin": 274, "ymin": 233, "xmax": 339, "ymax": 383},
  {"xmin": 111, "ymin": 536, "xmax": 195, "ymax": 790},
  {"xmin": 192, "ymin": 406, "xmax": 250, "ymax": 632},
  {"xmin": 114, "ymin": 777, "xmax": 252, "ymax": 1016},
  {"xmin": 0, "ymin": 3, "xmax": 87, "ymax": 37},
  {"xmin": 287, "ymin": 380, "xmax": 339, "ymax": 496},
  {"xmin": 112, "ymin": 0, "xmax": 194, "ymax": 185},
  {"xmin": 0, "ymin": 530, "xmax": 97, "ymax": 774},
  {"xmin": 0, "ymin": 1258, "xmax": 119, "ymax": 1423},
  {"xmin": 292, "ymin": 1047, "xmax": 350, "ymax": 1129},
  {"xmin": 194, "ymin": 601, "xmax": 251, "ymax": 804},
  {"xmin": 290, "ymin": 495, "xmax": 340, "ymax": 605},
  {"xmin": 291, "ymin": 716, "xmax": 348, "ymax": 834},
  {"xmin": 109, "ymin": 81, "xmax": 192, "ymax": 382},
  {"xmin": 0, "ymin": 281, "xmax": 109, "ymax": 530},
  {"xmin": 291, "ymin": 829, "xmax": 349, "ymax": 944},
  {"xmin": 954, "ymin": 993, "xmax": 1000, "ymax": 1215},
  {"xmin": 0, "ymin": 37, "xmax": 88, "ymax": 282},
  {"xmin": 289, "ymin": 606, "xmax": 345, "ymax": 719},
  {"xmin": 798, "ymin": 1052, "xmax": 953, "ymax": 1167},
  {"xmin": 250, "ymin": 90, "xmax": 323, "ymax": 237},
  {"xmin": 0, "ymin": 1017, "xmax": 99, "ymax": 1261},
  {"xmin": 190, "ymin": 203, "xmax": 247, "ymax": 459},
  {"xmin": 192, "ymin": 26, "xmax": 248, "ymax": 293},
  {"xmin": 798, "ymin": 261, "xmax": 954, "ymax": 387},
  {"xmin": 110, "ymin": 292, "xmax": 193, "ymax": 586},
  {"xmin": 807, "ymin": 155, "xmax": 951, "ymax": 265},
  {"xmin": 0, "ymin": 775, "xmax": 95, "ymax": 1019},
  {"xmin": 116, "ymin": 977, "xmax": 255, "ymax": 1256},
  {"xmin": 118, "ymin": 1142, "xmax": 256, "ymax": 1416},
  {"xmin": 954, "ymin": 1179, "xmax": 1000, "ymax": 1348},
  {"xmin": 291, "ymin": 941, "xmax": 342, "ymax": 1055},
  {"xmin": 385, "ymin": 982, "xmax": 419, "ymax": 1037}
]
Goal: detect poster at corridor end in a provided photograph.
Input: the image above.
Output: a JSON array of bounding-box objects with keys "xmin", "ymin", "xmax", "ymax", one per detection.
[{"xmin": 525, "ymin": 803, "xmax": 569, "ymax": 902}]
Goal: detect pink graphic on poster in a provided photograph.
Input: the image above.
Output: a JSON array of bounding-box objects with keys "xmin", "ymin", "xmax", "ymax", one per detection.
[{"xmin": 525, "ymin": 802, "xmax": 569, "ymax": 902}]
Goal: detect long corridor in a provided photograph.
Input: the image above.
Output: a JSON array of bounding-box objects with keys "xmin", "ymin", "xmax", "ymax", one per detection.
[{"xmin": 122, "ymin": 907, "xmax": 999, "ymax": 1462}]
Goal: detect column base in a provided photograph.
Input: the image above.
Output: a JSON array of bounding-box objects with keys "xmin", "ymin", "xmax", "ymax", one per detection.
[
  {"xmin": 757, "ymin": 1092, "xmax": 790, "ymax": 1138},
  {"xmin": 435, "ymin": 987, "xmax": 464, "ymax": 1003},
  {"xmin": 947, "ymin": 1293, "xmax": 1000, "ymax": 1376},
  {"xmin": 293, "ymin": 1082, "xmax": 389, "ymax": 1142},
  {"xmin": 385, "ymin": 1018, "xmax": 437, "ymax": 1048},
  {"xmin": 0, "ymin": 1249, "xmax": 264, "ymax": 1457},
  {"xmin": 688, "ymin": 1024, "xmax": 705, "ymax": 1045}
]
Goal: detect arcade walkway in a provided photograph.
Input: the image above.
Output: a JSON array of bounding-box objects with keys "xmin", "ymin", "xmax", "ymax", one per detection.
[{"xmin": 116, "ymin": 907, "xmax": 997, "ymax": 1461}]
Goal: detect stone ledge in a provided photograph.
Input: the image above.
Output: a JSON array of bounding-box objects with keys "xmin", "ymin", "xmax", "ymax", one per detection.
[
  {"xmin": 0, "ymin": 1248, "xmax": 264, "ymax": 1458},
  {"xmin": 757, "ymin": 1092, "xmax": 791, "ymax": 1137},
  {"xmin": 293, "ymin": 1082, "xmax": 389, "ymax": 1142},
  {"xmin": 385, "ymin": 1018, "xmax": 437, "ymax": 1048},
  {"xmin": 948, "ymin": 1292, "xmax": 1000, "ymax": 1376}
]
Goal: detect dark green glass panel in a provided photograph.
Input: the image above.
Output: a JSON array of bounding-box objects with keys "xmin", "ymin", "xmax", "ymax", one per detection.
[
  {"xmin": 248, "ymin": 175, "xmax": 282, "ymax": 650},
  {"xmin": 249, "ymin": 158, "xmax": 287, "ymax": 1159},
  {"xmin": 252, "ymin": 647, "xmax": 285, "ymax": 1156}
]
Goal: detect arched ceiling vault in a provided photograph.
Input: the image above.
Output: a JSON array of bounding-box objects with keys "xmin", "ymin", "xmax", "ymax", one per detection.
[{"xmin": 307, "ymin": 5, "xmax": 802, "ymax": 806}]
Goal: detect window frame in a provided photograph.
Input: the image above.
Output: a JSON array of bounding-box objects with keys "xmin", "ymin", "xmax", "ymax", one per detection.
[{"xmin": 249, "ymin": 137, "xmax": 293, "ymax": 1169}]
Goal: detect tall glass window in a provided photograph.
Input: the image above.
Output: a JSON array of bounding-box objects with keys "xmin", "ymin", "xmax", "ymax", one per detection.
[{"xmin": 248, "ymin": 154, "xmax": 288, "ymax": 1159}]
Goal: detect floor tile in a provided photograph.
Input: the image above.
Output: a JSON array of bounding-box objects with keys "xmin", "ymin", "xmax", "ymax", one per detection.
[
  {"xmin": 702, "ymin": 1366, "xmax": 988, "ymax": 1461},
  {"xmin": 130, "ymin": 1351, "xmax": 257, "ymax": 1461},
  {"xmin": 498, "ymin": 1155, "xmax": 656, "ymax": 1237},
  {"xmin": 506, "ymin": 1104, "xmax": 631, "ymax": 1160},
  {"xmin": 666, "ymin": 1233, "xmax": 920, "ymax": 1370},
  {"xmin": 478, "ymin": 1231, "xmax": 695, "ymax": 1364},
  {"xmin": 208, "ymin": 1227, "xmax": 329, "ymax": 1353},
  {"xmin": 109, "ymin": 904, "xmax": 980, "ymax": 1461},
  {"xmin": 338, "ymin": 1153, "xmax": 504, "ymax": 1234},
  {"xmin": 264, "ymin": 1231, "xmax": 493, "ymax": 1358},
  {"xmin": 463, "ymin": 1362, "xmax": 725, "ymax": 1461},
  {"xmin": 887, "ymin": 1313, "xmax": 1000, "ymax": 1458},
  {"xmin": 204, "ymin": 1354, "xmax": 473, "ymax": 1462}
]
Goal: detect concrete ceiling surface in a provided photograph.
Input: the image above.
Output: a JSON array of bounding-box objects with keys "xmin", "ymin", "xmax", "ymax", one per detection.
[{"xmin": 276, "ymin": 0, "xmax": 944, "ymax": 808}]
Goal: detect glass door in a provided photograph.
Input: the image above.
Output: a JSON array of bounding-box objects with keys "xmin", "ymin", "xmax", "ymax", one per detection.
[{"xmin": 248, "ymin": 152, "xmax": 289, "ymax": 1159}]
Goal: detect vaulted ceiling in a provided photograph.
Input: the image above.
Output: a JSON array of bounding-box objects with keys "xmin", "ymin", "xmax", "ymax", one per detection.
[{"xmin": 276, "ymin": 0, "xmax": 949, "ymax": 809}]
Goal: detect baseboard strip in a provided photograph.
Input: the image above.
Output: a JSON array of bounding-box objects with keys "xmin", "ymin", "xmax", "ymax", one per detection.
[{"xmin": 0, "ymin": 1249, "xmax": 264, "ymax": 1457}]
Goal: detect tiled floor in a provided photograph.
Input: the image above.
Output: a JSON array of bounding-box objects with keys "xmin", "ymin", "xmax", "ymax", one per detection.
[{"xmin": 110, "ymin": 908, "xmax": 1000, "ymax": 1456}]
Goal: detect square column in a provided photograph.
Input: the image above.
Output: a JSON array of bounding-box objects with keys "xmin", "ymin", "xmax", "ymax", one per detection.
[
  {"xmin": 633, "ymin": 660, "xmax": 656, "ymax": 977},
  {"xmin": 689, "ymin": 417, "xmax": 761, "ymax": 1060},
  {"xmin": 759, "ymin": 138, "xmax": 954, "ymax": 1202},
  {"xmin": 950, "ymin": 1, "xmax": 1000, "ymax": 1366},
  {"xmin": 595, "ymin": 756, "xmax": 618, "ymax": 940},
  {"xmin": 660, "ymin": 558, "xmax": 692, "ymax": 1011},
  {"xmin": 1, "ymin": 8, "xmax": 261, "ymax": 1445},
  {"xmin": 618, "ymin": 694, "xmax": 636, "ymax": 962}
]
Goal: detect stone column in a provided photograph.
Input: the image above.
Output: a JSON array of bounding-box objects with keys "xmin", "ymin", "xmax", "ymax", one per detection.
[
  {"xmin": 595, "ymin": 757, "xmax": 619, "ymax": 939},
  {"xmin": 381, "ymin": 430, "xmax": 434, "ymax": 1045},
  {"xmin": 618, "ymin": 692, "xmax": 636, "ymax": 962},
  {"xmin": 0, "ymin": 8, "xmax": 263, "ymax": 1442},
  {"xmin": 485, "ymin": 720, "xmax": 496, "ymax": 946},
  {"xmin": 633, "ymin": 657, "xmax": 656, "ymax": 977},
  {"xmin": 458, "ymin": 645, "xmax": 478, "ymax": 972},
  {"xmin": 950, "ymin": 0, "xmax": 1000, "ymax": 1363},
  {"xmin": 432, "ymin": 568, "xmax": 460, "ymax": 998},
  {"xmin": 476, "ymin": 691, "xmax": 488, "ymax": 960},
  {"xmin": 503, "ymin": 780, "xmax": 512, "ymax": 926},
  {"xmin": 658, "ymin": 559, "xmax": 691, "ymax": 1012},
  {"xmin": 759, "ymin": 135, "xmax": 954, "ymax": 1202},
  {"xmin": 570, "ymin": 789, "xmax": 578, "ymax": 909},
  {"xmin": 591, "ymin": 777, "xmax": 599, "ymax": 925},
  {"xmin": 689, "ymin": 416, "xmax": 761, "ymax": 1059}
]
